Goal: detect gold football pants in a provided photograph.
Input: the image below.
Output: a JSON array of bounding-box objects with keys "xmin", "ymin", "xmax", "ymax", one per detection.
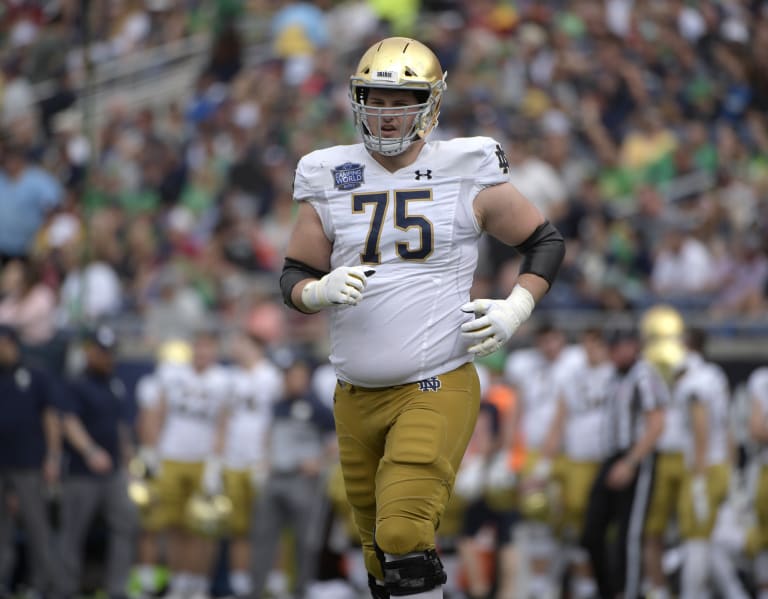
[
  {"xmin": 678, "ymin": 464, "xmax": 730, "ymax": 539},
  {"xmin": 333, "ymin": 362, "xmax": 480, "ymax": 580},
  {"xmin": 645, "ymin": 451, "xmax": 685, "ymax": 536},
  {"xmin": 757, "ymin": 464, "xmax": 768, "ymax": 550}
]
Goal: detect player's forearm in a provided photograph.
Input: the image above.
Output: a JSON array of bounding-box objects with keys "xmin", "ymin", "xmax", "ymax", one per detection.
[
  {"xmin": 691, "ymin": 404, "xmax": 709, "ymax": 475},
  {"xmin": 749, "ymin": 419, "xmax": 768, "ymax": 444},
  {"xmin": 692, "ymin": 432, "xmax": 708, "ymax": 475},
  {"xmin": 138, "ymin": 405, "xmax": 164, "ymax": 447},
  {"xmin": 516, "ymin": 273, "xmax": 551, "ymax": 304},
  {"xmin": 212, "ymin": 409, "xmax": 230, "ymax": 457},
  {"xmin": 290, "ymin": 278, "xmax": 317, "ymax": 313},
  {"xmin": 541, "ymin": 403, "xmax": 564, "ymax": 460}
]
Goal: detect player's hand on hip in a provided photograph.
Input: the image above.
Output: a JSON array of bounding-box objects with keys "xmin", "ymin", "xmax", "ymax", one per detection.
[
  {"xmin": 301, "ymin": 266, "xmax": 374, "ymax": 311},
  {"xmin": 460, "ymin": 286, "xmax": 535, "ymax": 356}
]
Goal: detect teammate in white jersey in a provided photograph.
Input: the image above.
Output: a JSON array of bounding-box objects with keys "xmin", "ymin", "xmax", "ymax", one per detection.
[
  {"xmin": 504, "ymin": 323, "xmax": 580, "ymax": 598},
  {"xmin": 142, "ymin": 330, "xmax": 232, "ymax": 599},
  {"xmin": 673, "ymin": 341, "xmax": 734, "ymax": 599},
  {"xmin": 218, "ymin": 332, "xmax": 283, "ymax": 598},
  {"xmin": 279, "ymin": 37, "xmax": 565, "ymax": 599},
  {"xmin": 542, "ymin": 328, "xmax": 615, "ymax": 599},
  {"xmin": 748, "ymin": 365, "xmax": 768, "ymax": 599}
]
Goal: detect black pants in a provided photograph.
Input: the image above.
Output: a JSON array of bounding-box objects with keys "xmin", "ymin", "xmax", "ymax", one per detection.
[{"xmin": 581, "ymin": 451, "xmax": 656, "ymax": 599}]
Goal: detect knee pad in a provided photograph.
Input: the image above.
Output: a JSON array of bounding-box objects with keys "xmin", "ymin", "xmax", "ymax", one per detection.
[
  {"xmin": 376, "ymin": 516, "xmax": 433, "ymax": 556},
  {"xmin": 380, "ymin": 549, "xmax": 447, "ymax": 596},
  {"xmin": 368, "ymin": 574, "xmax": 390, "ymax": 599}
]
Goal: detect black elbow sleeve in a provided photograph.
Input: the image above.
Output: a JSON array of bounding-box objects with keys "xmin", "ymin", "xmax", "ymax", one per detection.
[
  {"xmin": 514, "ymin": 221, "xmax": 565, "ymax": 289},
  {"xmin": 280, "ymin": 258, "xmax": 328, "ymax": 311}
]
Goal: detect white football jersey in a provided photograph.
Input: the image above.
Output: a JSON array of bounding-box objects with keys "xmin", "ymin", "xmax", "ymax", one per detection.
[
  {"xmin": 505, "ymin": 344, "xmax": 584, "ymax": 451},
  {"xmin": 676, "ymin": 354, "xmax": 731, "ymax": 466},
  {"xmin": 136, "ymin": 373, "xmax": 160, "ymax": 410},
  {"xmin": 748, "ymin": 366, "xmax": 768, "ymax": 463},
  {"xmin": 558, "ymin": 359, "xmax": 616, "ymax": 461},
  {"xmin": 156, "ymin": 363, "xmax": 231, "ymax": 462},
  {"xmin": 135, "ymin": 362, "xmax": 186, "ymax": 410},
  {"xmin": 223, "ymin": 360, "xmax": 284, "ymax": 470},
  {"xmin": 657, "ymin": 359, "xmax": 692, "ymax": 453},
  {"xmin": 293, "ymin": 137, "xmax": 510, "ymax": 387}
]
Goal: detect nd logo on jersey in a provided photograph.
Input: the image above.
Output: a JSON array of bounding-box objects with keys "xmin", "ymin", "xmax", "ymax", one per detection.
[{"xmin": 417, "ymin": 376, "xmax": 442, "ymax": 392}]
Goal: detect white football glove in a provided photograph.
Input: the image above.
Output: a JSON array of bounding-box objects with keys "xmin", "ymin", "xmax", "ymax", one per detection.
[
  {"xmin": 201, "ymin": 457, "xmax": 223, "ymax": 496},
  {"xmin": 691, "ymin": 475, "xmax": 709, "ymax": 524},
  {"xmin": 301, "ymin": 266, "xmax": 374, "ymax": 311},
  {"xmin": 454, "ymin": 455, "xmax": 486, "ymax": 502},
  {"xmin": 460, "ymin": 286, "xmax": 535, "ymax": 356},
  {"xmin": 137, "ymin": 445, "xmax": 161, "ymax": 478},
  {"xmin": 531, "ymin": 458, "xmax": 552, "ymax": 482},
  {"xmin": 486, "ymin": 451, "xmax": 516, "ymax": 491}
]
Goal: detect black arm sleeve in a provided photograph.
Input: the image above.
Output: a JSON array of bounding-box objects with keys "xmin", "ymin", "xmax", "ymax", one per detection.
[
  {"xmin": 280, "ymin": 257, "xmax": 329, "ymax": 311},
  {"xmin": 513, "ymin": 220, "xmax": 565, "ymax": 289}
]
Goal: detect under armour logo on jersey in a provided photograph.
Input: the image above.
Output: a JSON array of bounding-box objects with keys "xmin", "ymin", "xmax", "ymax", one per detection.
[
  {"xmin": 417, "ymin": 376, "xmax": 442, "ymax": 392},
  {"xmin": 414, "ymin": 169, "xmax": 432, "ymax": 180},
  {"xmin": 495, "ymin": 144, "xmax": 509, "ymax": 174}
]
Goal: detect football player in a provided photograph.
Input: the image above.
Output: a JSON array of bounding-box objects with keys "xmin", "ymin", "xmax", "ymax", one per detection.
[
  {"xmin": 221, "ymin": 331, "xmax": 283, "ymax": 597},
  {"xmin": 748, "ymin": 364, "xmax": 768, "ymax": 599},
  {"xmin": 141, "ymin": 329, "xmax": 231, "ymax": 599},
  {"xmin": 132, "ymin": 339, "xmax": 192, "ymax": 597},
  {"xmin": 504, "ymin": 322, "xmax": 581, "ymax": 598},
  {"xmin": 671, "ymin": 331, "xmax": 733, "ymax": 598},
  {"xmin": 641, "ymin": 306, "xmax": 689, "ymax": 599},
  {"xmin": 454, "ymin": 371, "xmax": 519, "ymax": 599},
  {"xmin": 279, "ymin": 37, "xmax": 565, "ymax": 599},
  {"xmin": 541, "ymin": 327, "xmax": 615, "ymax": 599}
]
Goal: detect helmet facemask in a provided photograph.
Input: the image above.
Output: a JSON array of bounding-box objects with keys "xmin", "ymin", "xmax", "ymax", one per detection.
[{"xmin": 350, "ymin": 80, "xmax": 445, "ymax": 156}]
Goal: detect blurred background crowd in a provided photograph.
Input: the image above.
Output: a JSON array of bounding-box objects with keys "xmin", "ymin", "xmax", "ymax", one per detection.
[
  {"xmin": 1, "ymin": 0, "xmax": 768, "ymax": 598},
  {"xmin": 1, "ymin": 0, "xmax": 767, "ymax": 366}
]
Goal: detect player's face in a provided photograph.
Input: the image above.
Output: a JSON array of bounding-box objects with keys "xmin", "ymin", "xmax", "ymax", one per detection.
[
  {"xmin": 583, "ymin": 332, "xmax": 607, "ymax": 365},
  {"xmin": 192, "ymin": 334, "xmax": 218, "ymax": 370},
  {"xmin": 364, "ymin": 88, "xmax": 421, "ymax": 139},
  {"xmin": 537, "ymin": 330, "xmax": 565, "ymax": 361},
  {"xmin": 230, "ymin": 332, "xmax": 262, "ymax": 366}
]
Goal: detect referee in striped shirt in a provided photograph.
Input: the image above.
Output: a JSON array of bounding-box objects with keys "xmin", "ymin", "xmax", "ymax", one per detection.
[{"xmin": 581, "ymin": 328, "xmax": 669, "ymax": 599}]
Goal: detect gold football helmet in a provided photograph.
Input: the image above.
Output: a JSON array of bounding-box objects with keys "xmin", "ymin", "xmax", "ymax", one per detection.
[
  {"xmin": 640, "ymin": 304, "xmax": 685, "ymax": 343},
  {"xmin": 184, "ymin": 492, "xmax": 233, "ymax": 537},
  {"xmin": 643, "ymin": 337, "xmax": 687, "ymax": 384},
  {"xmin": 350, "ymin": 37, "xmax": 446, "ymax": 156},
  {"xmin": 127, "ymin": 457, "xmax": 158, "ymax": 512}
]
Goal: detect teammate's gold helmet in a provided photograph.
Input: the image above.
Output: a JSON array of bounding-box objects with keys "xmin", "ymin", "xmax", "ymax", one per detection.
[
  {"xmin": 350, "ymin": 37, "xmax": 446, "ymax": 156},
  {"xmin": 640, "ymin": 304, "xmax": 685, "ymax": 343},
  {"xmin": 127, "ymin": 458, "xmax": 157, "ymax": 512},
  {"xmin": 184, "ymin": 492, "xmax": 233, "ymax": 537},
  {"xmin": 643, "ymin": 337, "xmax": 687, "ymax": 384}
]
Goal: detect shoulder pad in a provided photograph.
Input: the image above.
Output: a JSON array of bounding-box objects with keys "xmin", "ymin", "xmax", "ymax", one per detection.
[
  {"xmin": 293, "ymin": 144, "xmax": 365, "ymax": 201},
  {"xmin": 436, "ymin": 136, "xmax": 511, "ymax": 185}
]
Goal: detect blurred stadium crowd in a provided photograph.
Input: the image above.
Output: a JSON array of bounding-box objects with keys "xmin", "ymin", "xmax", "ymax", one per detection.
[{"xmin": 1, "ymin": 0, "xmax": 768, "ymax": 598}]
